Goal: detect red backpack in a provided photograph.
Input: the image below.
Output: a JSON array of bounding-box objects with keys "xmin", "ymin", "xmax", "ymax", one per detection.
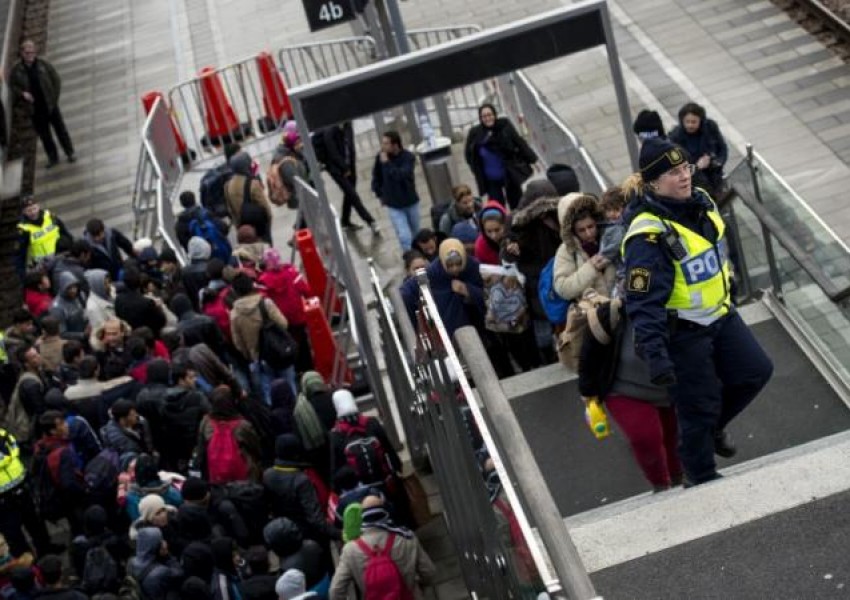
[
  {"xmin": 202, "ymin": 286, "xmax": 232, "ymax": 341},
  {"xmin": 354, "ymin": 533, "xmax": 413, "ymax": 600},
  {"xmin": 206, "ymin": 419, "xmax": 250, "ymax": 484},
  {"xmin": 335, "ymin": 416, "xmax": 392, "ymax": 486}
]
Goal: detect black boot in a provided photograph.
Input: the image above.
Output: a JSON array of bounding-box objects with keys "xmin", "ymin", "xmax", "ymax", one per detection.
[{"xmin": 714, "ymin": 430, "xmax": 737, "ymax": 458}]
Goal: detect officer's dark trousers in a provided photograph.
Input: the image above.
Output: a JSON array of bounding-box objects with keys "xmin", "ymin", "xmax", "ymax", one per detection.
[
  {"xmin": 0, "ymin": 483, "xmax": 53, "ymax": 556},
  {"xmin": 32, "ymin": 106, "xmax": 74, "ymax": 162},
  {"xmin": 668, "ymin": 311, "xmax": 773, "ymax": 484}
]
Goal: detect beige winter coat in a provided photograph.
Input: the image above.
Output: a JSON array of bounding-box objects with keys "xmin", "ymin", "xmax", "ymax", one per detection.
[
  {"xmin": 230, "ymin": 295, "xmax": 288, "ymax": 362},
  {"xmin": 552, "ymin": 193, "xmax": 616, "ymax": 301},
  {"xmin": 329, "ymin": 528, "xmax": 437, "ymax": 600}
]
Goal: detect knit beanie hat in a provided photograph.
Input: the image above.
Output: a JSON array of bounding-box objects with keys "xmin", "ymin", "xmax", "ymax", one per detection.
[
  {"xmin": 332, "ymin": 389, "xmax": 358, "ymax": 418},
  {"xmin": 633, "ymin": 109, "xmax": 666, "ymax": 141},
  {"xmin": 639, "ymin": 138, "xmax": 687, "ymax": 183},
  {"xmin": 300, "ymin": 371, "xmax": 327, "ymax": 396},
  {"xmin": 263, "ymin": 247, "xmax": 282, "ymax": 271},
  {"xmin": 449, "ymin": 221, "xmax": 478, "ymax": 245},
  {"xmin": 187, "ymin": 236, "xmax": 212, "ymax": 261},
  {"xmin": 546, "ymin": 163, "xmax": 580, "ymax": 196},
  {"xmin": 438, "ymin": 238, "xmax": 467, "ymax": 270},
  {"xmin": 275, "ymin": 569, "xmax": 307, "ymax": 599},
  {"xmin": 139, "ymin": 494, "xmax": 167, "ymax": 522}
]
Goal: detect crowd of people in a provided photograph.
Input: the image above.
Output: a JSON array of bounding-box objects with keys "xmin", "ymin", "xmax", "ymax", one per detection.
[
  {"xmin": 401, "ymin": 101, "xmax": 771, "ymax": 493},
  {"xmin": 0, "ymin": 93, "xmax": 774, "ymax": 598},
  {"xmin": 0, "ymin": 129, "xmax": 442, "ymax": 598}
]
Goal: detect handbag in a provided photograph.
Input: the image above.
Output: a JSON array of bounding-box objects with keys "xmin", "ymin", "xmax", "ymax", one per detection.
[{"xmin": 257, "ymin": 299, "xmax": 298, "ymax": 370}]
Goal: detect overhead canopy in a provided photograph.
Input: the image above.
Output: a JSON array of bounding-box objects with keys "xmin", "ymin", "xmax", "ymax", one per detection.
[{"xmin": 288, "ymin": 0, "xmax": 613, "ymax": 129}]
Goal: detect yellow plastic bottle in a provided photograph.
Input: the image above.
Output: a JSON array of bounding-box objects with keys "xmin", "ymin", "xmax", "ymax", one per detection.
[{"xmin": 584, "ymin": 397, "xmax": 610, "ymax": 440}]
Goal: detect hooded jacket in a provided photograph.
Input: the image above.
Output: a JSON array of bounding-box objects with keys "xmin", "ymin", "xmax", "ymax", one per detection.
[
  {"xmin": 438, "ymin": 197, "xmax": 482, "ymax": 238},
  {"xmin": 404, "ymin": 240, "xmax": 486, "ymax": 338},
  {"xmin": 257, "ymin": 264, "xmax": 312, "ymax": 327},
  {"xmin": 474, "ymin": 200, "xmax": 511, "ymax": 266},
  {"xmin": 464, "ymin": 116, "xmax": 538, "ymax": 195},
  {"xmin": 263, "ymin": 518, "xmax": 328, "ymax": 589},
  {"xmin": 115, "ymin": 286, "xmax": 166, "ymax": 335},
  {"xmin": 127, "ymin": 527, "xmax": 184, "ymax": 600},
  {"xmin": 83, "ymin": 227, "xmax": 134, "ymax": 278},
  {"xmin": 84, "ymin": 269, "xmax": 115, "ymax": 330},
  {"xmin": 552, "ymin": 193, "xmax": 616, "ymax": 301},
  {"xmin": 275, "ymin": 568, "xmax": 320, "ymax": 600},
  {"xmin": 230, "ymin": 294, "xmax": 288, "ymax": 362},
  {"xmin": 48, "ymin": 271, "xmax": 88, "ymax": 339},
  {"xmin": 511, "ymin": 194, "xmax": 562, "ymax": 318},
  {"xmin": 225, "ymin": 153, "xmax": 273, "ymax": 231},
  {"xmin": 172, "ymin": 294, "xmax": 227, "ymax": 355}
]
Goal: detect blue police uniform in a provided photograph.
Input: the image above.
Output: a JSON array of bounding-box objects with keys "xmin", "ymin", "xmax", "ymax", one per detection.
[{"xmin": 621, "ymin": 139, "xmax": 773, "ymax": 485}]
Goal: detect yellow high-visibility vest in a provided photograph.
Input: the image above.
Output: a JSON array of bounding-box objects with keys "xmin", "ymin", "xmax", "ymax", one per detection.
[
  {"xmin": 17, "ymin": 210, "xmax": 60, "ymax": 264},
  {"xmin": 622, "ymin": 202, "xmax": 731, "ymax": 326},
  {"xmin": 0, "ymin": 430, "xmax": 25, "ymax": 494}
]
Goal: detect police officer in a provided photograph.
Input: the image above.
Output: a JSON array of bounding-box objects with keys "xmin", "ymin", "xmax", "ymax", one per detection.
[
  {"xmin": 16, "ymin": 195, "xmax": 71, "ymax": 278},
  {"xmin": 621, "ymin": 137, "xmax": 773, "ymax": 486},
  {"xmin": 0, "ymin": 427, "xmax": 56, "ymax": 557}
]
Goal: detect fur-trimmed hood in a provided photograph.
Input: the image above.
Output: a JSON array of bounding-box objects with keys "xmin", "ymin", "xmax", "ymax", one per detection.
[
  {"xmin": 558, "ymin": 193, "xmax": 604, "ymax": 251},
  {"xmin": 510, "ymin": 195, "xmax": 559, "ymax": 229}
]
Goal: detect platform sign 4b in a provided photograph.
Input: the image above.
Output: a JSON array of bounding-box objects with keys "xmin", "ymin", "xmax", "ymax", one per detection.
[{"xmin": 302, "ymin": 0, "xmax": 357, "ymax": 32}]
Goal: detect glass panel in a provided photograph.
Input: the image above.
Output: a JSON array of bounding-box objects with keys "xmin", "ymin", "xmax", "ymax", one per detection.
[
  {"xmin": 728, "ymin": 155, "xmax": 850, "ymax": 291},
  {"xmin": 730, "ymin": 194, "xmax": 850, "ymax": 381}
]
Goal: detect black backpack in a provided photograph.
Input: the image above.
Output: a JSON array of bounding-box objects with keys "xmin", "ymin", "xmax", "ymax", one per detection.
[
  {"xmin": 30, "ymin": 441, "xmax": 64, "ymax": 521},
  {"xmin": 81, "ymin": 543, "xmax": 120, "ymax": 594},
  {"xmin": 84, "ymin": 448, "xmax": 120, "ymax": 499},
  {"xmin": 200, "ymin": 165, "xmax": 233, "ymax": 219},
  {"xmin": 257, "ymin": 299, "xmax": 297, "ymax": 370},
  {"xmin": 239, "ymin": 177, "xmax": 269, "ymax": 240}
]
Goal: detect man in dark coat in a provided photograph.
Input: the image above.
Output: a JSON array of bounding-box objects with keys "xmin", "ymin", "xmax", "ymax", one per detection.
[
  {"xmin": 83, "ymin": 218, "xmax": 135, "ymax": 279},
  {"xmin": 371, "ymin": 131, "xmax": 420, "ymax": 251},
  {"xmin": 114, "ymin": 269, "xmax": 166, "ymax": 335},
  {"xmin": 320, "ymin": 122, "xmax": 378, "ymax": 233},
  {"xmin": 170, "ymin": 293, "xmax": 227, "ymax": 356},
  {"xmin": 9, "ymin": 40, "xmax": 75, "ymax": 167}
]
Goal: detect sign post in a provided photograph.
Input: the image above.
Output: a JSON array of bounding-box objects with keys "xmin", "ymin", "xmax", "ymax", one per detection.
[{"xmin": 302, "ymin": 0, "xmax": 357, "ymax": 32}]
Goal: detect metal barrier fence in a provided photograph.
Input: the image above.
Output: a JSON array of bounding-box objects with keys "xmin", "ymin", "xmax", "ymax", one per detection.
[
  {"xmin": 294, "ymin": 176, "xmax": 402, "ymax": 447},
  {"xmin": 277, "ymin": 37, "xmax": 377, "ymax": 88},
  {"xmin": 132, "ymin": 96, "xmax": 185, "ymax": 262}
]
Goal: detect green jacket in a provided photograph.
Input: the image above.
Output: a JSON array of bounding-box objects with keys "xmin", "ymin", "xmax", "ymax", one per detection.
[{"xmin": 9, "ymin": 58, "xmax": 61, "ymax": 112}]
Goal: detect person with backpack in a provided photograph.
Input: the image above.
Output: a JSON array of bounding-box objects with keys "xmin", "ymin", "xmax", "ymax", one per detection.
[
  {"xmin": 31, "ymin": 411, "xmax": 86, "ymax": 533},
  {"xmin": 330, "ymin": 495, "xmax": 435, "ymax": 600},
  {"xmin": 258, "ymin": 248, "xmax": 314, "ymax": 374},
  {"xmin": 294, "ymin": 371, "xmax": 336, "ymax": 481},
  {"xmin": 177, "ymin": 190, "xmax": 230, "ymax": 252},
  {"xmin": 69, "ymin": 505, "xmax": 129, "ymax": 596},
  {"xmin": 0, "ymin": 428, "xmax": 56, "ymax": 559},
  {"xmin": 170, "ymin": 293, "xmax": 228, "ymax": 358},
  {"xmin": 126, "ymin": 526, "xmax": 184, "ymax": 600},
  {"xmin": 159, "ymin": 363, "xmax": 209, "ymax": 472},
  {"xmin": 200, "ymin": 161, "xmax": 235, "ymax": 221},
  {"xmin": 329, "ymin": 391, "xmax": 411, "ymax": 528},
  {"xmin": 43, "ymin": 388, "xmax": 102, "ymax": 466},
  {"xmin": 230, "ymin": 273, "xmax": 296, "ymax": 403},
  {"xmin": 197, "ymin": 386, "xmax": 262, "ymax": 484},
  {"xmin": 263, "ymin": 434, "xmax": 340, "ymax": 546},
  {"xmin": 33, "ymin": 555, "xmax": 88, "ymax": 600},
  {"xmin": 183, "ymin": 237, "xmax": 213, "ymax": 312},
  {"xmin": 5, "ymin": 345, "xmax": 50, "ymax": 451},
  {"xmin": 225, "ymin": 151, "xmax": 273, "ymax": 244}
]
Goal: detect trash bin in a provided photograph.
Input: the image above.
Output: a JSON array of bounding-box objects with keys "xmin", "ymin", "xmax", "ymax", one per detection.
[{"xmin": 416, "ymin": 136, "xmax": 455, "ymax": 206}]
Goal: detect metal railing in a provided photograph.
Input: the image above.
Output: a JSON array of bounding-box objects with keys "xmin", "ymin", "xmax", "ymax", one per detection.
[
  {"xmin": 132, "ymin": 96, "xmax": 185, "ymax": 262},
  {"xmin": 277, "ymin": 36, "xmax": 377, "ymax": 88},
  {"xmin": 293, "ymin": 176, "xmax": 401, "ymax": 447},
  {"xmin": 394, "ymin": 267, "xmax": 598, "ymax": 599}
]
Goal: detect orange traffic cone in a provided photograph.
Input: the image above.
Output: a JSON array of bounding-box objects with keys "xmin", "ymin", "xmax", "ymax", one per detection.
[
  {"xmin": 141, "ymin": 91, "xmax": 194, "ymax": 164},
  {"xmin": 295, "ymin": 229, "xmax": 343, "ymax": 318},
  {"xmin": 303, "ymin": 296, "xmax": 352, "ymax": 386},
  {"xmin": 256, "ymin": 52, "xmax": 291, "ymax": 133},
  {"xmin": 198, "ymin": 66, "xmax": 244, "ymax": 146}
]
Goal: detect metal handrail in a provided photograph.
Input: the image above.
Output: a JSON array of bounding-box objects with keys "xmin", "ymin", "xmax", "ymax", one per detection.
[{"xmin": 415, "ymin": 269, "xmax": 566, "ymax": 597}]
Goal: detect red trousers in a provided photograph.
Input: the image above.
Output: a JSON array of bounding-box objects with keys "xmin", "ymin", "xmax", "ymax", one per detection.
[{"xmin": 605, "ymin": 394, "xmax": 682, "ymax": 488}]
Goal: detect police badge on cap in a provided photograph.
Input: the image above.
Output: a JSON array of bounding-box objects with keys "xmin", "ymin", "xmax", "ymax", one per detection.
[{"xmin": 639, "ymin": 138, "xmax": 687, "ymax": 182}]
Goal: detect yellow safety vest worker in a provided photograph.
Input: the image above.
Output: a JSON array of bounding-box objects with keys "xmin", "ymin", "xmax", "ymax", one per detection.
[
  {"xmin": 17, "ymin": 210, "xmax": 60, "ymax": 265},
  {"xmin": 622, "ymin": 202, "xmax": 732, "ymax": 326},
  {"xmin": 0, "ymin": 429, "xmax": 26, "ymax": 494},
  {"xmin": 0, "ymin": 331, "xmax": 6, "ymax": 364}
]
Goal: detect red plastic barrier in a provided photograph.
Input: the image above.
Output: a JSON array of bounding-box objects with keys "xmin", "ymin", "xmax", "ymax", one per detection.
[
  {"xmin": 303, "ymin": 296, "xmax": 352, "ymax": 385},
  {"xmin": 295, "ymin": 229, "xmax": 342, "ymax": 317},
  {"xmin": 141, "ymin": 91, "xmax": 188, "ymax": 157},
  {"xmin": 199, "ymin": 66, "xmax": 240, "ymax": 142},
  {"xmin": 256, "ymin": 52, "xmax": 291, "ymax": 124}
]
